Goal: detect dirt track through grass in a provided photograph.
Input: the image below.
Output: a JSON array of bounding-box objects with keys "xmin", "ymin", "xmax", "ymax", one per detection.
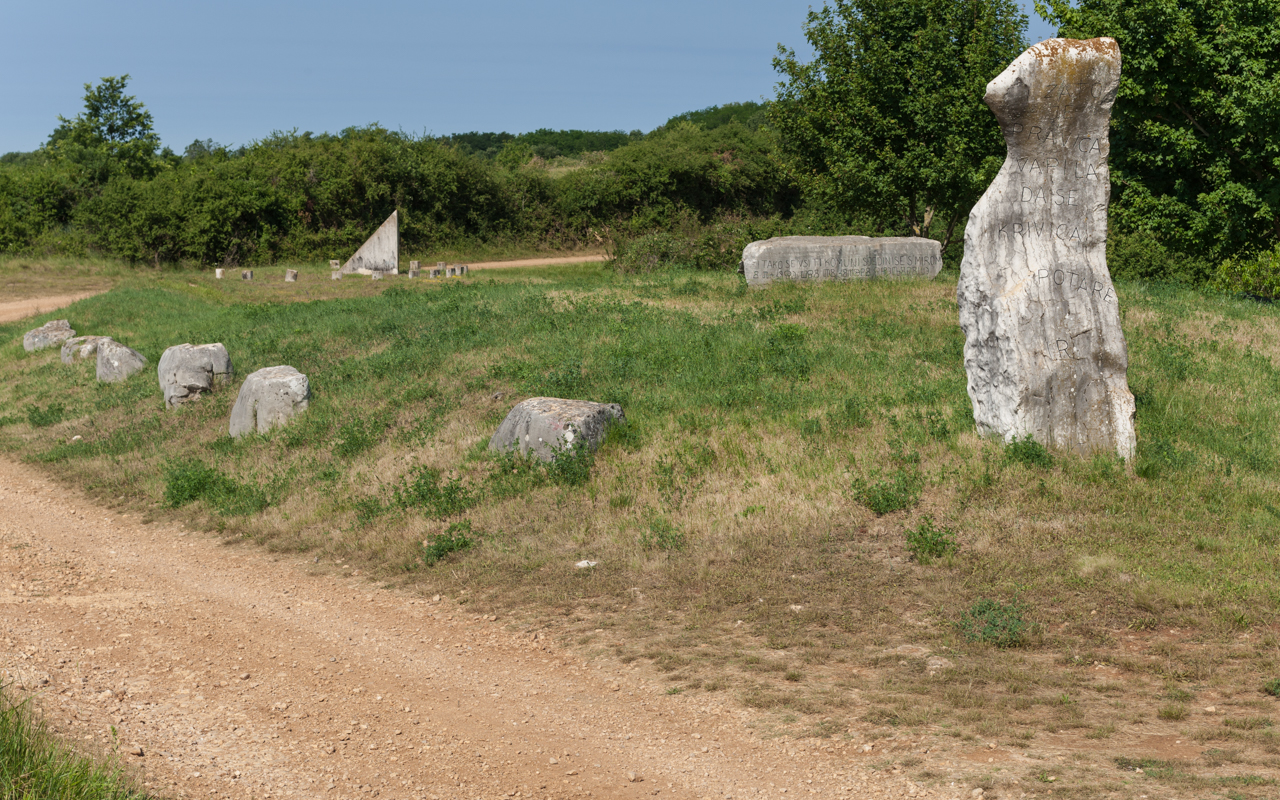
[{"xmin": 0, "ymin": 454, "xmax": 947, "ymax": 800}]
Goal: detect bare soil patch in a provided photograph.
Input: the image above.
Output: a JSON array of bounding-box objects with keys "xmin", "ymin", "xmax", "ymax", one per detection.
[{"xmin": 0, "ymin": 291, "xmax": 106, "ymax": 323}]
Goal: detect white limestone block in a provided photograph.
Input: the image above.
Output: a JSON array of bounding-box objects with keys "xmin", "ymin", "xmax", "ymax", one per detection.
[{"xmin": 957, "ymin": 38, "xmax": 1135, "ymax": 459}]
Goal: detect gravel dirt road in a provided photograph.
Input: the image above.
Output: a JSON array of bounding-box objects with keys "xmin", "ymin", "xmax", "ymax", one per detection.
[
  {"xmin": 0, "ymin": 456, "xmax": 960, "ymax": 800},
  {"xmin": 0, "ymin": 291, "xmax": 105, "ymax": 323}
]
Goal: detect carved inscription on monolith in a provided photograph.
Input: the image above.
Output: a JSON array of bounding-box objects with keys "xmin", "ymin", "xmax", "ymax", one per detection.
[{"xmin": 957, "ymin": 38, "xmax": 1135, "ymax": 459}]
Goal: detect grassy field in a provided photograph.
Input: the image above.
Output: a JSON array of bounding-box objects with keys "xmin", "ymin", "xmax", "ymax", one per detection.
[{"xmin": 2, "ymin": 257, "xmax": 1280, "ymax": 797}]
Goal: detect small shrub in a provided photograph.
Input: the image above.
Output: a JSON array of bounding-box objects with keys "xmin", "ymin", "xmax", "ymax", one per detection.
[
  {"xmin": 1215, "ymin": 241, "xmax": 1280, "ymax": 299},
  {"xmin": 547, "ymin": 437, "xmax": 595, "ymax": 486},
  {"xmin": 1136, "ymin": 436, "xmax": 1197, "ymax": 479},
  {"xmin": 333, "ymin": 418, "xmax": 382, "ymax": 459},
  {"xmin": 958, "ymin": 598, "xmax": 1028, "ymax": 648},
  {"xmin": 1158, "ymin": 703, "xmax": 1188, "ymax": 721},
  {"xmin": 602, "ymin": 418, "xmax": 643, "ymax": 452},
  {"xmin": 25, "ymin": 403, "xmax": 65, "ymax": 428},
  {"xmin": 640, "ymin": 516, "xmax": 686, "ymax": 552},
  {"xmin": 392, "ymin": 467, "xmax": 478, "ymax": 518},
  {"xmin": 906, "ymin": 516, "xmax": 957, "ymax": 564},
  {"xmin": 1263, "ymin": 678, "xmax": 1280, "ymax": 698},
  {"xmin": 162, "ymin": 459, "xmax": 268, "ymax": 516},
  {"xmin": 1005, "ymin": 435, "xmax": 1053, "ymax": 469},
  {"xmin": 1223, "ymin": 716, "xmax": 1273, "ymax": 730},
  {"xmin": 853, "ymin": 467, "xmax": 923, "ymax": 515},
  {"xmin": 765, "ymin": 323, "xmax": 810, "ymax": 380},
  {"xmin": 830, "ymin": 397, "xmax": 870, "ymax": 429},
  {"xmin": 421, "ymin": 520, "xmax": 476, "ymax": 566},
  {"xmin": 352, "ymin": 497, "xmax": 384, "ymax": 526}
]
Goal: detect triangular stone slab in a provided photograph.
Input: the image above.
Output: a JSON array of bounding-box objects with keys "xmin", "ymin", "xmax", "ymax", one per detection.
[{"xmin": 340, "ymin": 211, "xmax": 399, "ymax": 275}]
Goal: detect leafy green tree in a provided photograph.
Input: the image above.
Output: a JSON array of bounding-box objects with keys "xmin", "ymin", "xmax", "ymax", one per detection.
[
  {"xmin": 1038, "ymin": 0, "xmax": 1280, "ymax": 263},
  {"xmin": 769, "ymin": 0, "xmax": 1027, "ymax": 251},
  {"xmin": 45, "ymin": 75, "xmax": 165, "ymax": 182}
]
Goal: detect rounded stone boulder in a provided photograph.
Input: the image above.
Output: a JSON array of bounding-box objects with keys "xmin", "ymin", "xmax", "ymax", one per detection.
[
  {"xmin": 96, "ymin": 339, "xmax": 148, "ymax": 383},
  {"xmin": 158, "ymin": 343, "xmax": 234, "ymax": 408},
  {"xmin": 229, "ymin": 366, "xmax": 311, "ymax": 438},
  {"xmin": 23, "ymin": 319, "xmax": 75, "ymax": 352},
  {"xmin": 60, "ymin": 335, "xmax": 110, "ymax": 365},
  {"xmin": 488, "ymin": 397, "xmax": 625, "ymax": 462}
]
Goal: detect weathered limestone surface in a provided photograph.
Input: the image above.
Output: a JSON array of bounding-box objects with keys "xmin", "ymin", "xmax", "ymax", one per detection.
[
  {"xmin": 741, "ymin": 236, "xmax": 941, "ymax": 287},
  {"xmin": 23, "ymin": 319, "xmax": 75, "ymax": 352},
  {"xmin": 957, "ymin": 38, "xmax": 1135, "ymax": 459},
  {"xmin": 60, "ymin": 335, "xmax": 110, "ymax": 364},
  {"xmin": 489, "ymin": 397, "xmax": 624, "ymax": 462},
  {"xmin": 340, "ymin": 211, "xmax": 399, "ymax": 275},
  {"xmin": 158, "ymin": 343, "xmax": 233, "ymax": 408},
  {"xmin": 229, "ymin": 366, "xmax": 310, "ymax": 437},
  {"xmin": 96, "ymin": 339, "xmax": 147, "ymax": 383}
]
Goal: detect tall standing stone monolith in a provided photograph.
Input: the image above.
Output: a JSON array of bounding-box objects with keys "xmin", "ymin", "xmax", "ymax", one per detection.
[
  {"xmin": 957, "ymin": 38, "xmax": 1135, "ymax": 460},
  {"xmin": 340, "ymin": 211, "xmax": 399, "ymax": 275}
]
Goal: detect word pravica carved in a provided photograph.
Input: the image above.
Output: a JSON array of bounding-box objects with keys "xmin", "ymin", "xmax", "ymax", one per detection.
[{"xmin": 957, "ymin": 38, "xmax": 1136, "ymax": 459}]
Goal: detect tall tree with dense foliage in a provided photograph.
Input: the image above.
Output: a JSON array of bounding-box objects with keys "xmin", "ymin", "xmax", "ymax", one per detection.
[
  {"xmin": 45, "ymin": 75, "xmax": 167, "ymax": 183},
  {"xmin": 1038, "ymin": 0, "xmax": 1280, "ymax": 263},
  {"xmin": 768, "ymin": 0, "xmax": 1028, "ymax": 252}
]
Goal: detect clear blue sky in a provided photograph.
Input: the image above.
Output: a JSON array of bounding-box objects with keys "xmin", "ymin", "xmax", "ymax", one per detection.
[{"xmin": 0, "ymin": 1, "xmax": 1056, "ymax": 155}]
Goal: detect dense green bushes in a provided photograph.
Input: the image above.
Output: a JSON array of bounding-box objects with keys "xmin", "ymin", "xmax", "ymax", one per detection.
[{"xmin": 0, "ymin": 114, "xmax": 799, "ymax": 266}]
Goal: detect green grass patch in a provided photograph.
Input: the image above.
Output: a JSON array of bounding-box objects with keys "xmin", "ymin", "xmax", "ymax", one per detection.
[{"xmin": 0, "ymin": 684, "xmax": 156, "ymax": 799}]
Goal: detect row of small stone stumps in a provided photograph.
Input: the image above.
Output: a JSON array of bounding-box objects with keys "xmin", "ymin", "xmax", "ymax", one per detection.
[
  {"xmin": 210, "ymin": 263, "xmax": 469, "ymax": 282},
  {"xmin": 22, "ymin": 319, "xmax": 309, "ymax": 438},
  {"xmin": 327, "ymin": 260, "xmax": 470, "ymax": 281}
]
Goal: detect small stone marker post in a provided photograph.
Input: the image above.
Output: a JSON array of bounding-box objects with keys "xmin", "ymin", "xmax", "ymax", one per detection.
[
  {"xmin": 330, "ymin": 260, "xmax": 341, "ymax": 280},
  {"xmin": 241, "ymin": 270, "xmax": 253, "ymax": 281},
  {"xmin": 447, "ymin": 265, "xmax": 458, "ymax": 277},
  {"xmin": 430, "ymin": 267, "xmax": 441, "ymax": 278},
  {"xmin": 459, "ymin": 264, "xmax": 468, "ymax": 276},
  {"xmin": 215, "ymin": 268, "xmax": 225, "ymax": 279},
  {"xmin": 284, "ymin": 269, "xmax": 298, "ymax": 282},
  {"xmin": 957, "ymin": 38, "xmax": 1135, "ymax": 459},
  {"xmin": 408, "ymin": 260, "xmax": 420, "ymax": 278},
  {"xmin": 741, "ymin": 236, "xmax": 941, "ymax": 286}
]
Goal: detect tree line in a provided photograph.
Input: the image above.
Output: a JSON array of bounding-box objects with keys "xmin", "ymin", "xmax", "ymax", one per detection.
[{"xmin": 1, "ymin": 0, "xmax": 1277, "ymax": 290}]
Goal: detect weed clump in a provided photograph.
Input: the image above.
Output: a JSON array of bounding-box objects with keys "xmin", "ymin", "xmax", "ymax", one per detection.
[
  {"xmin": 333, "ymin": 418, "xmax": 384, "ymax": 459},
  {"xmin": 854, "ymin": 467, "xmax": 923, "ymax": 515},
  {"xmin": 958, "ymin": 598, "xmax": 1028, "ymax": 647},
  {"xmin": 421, "ymin": 520, "xmax": 477, "ymax": 566},
  {"xmin": 25, "ymin": 403, "xmax": 65, "ymax": 428},
  {"xmin": 906, "ymin": 516, "xmax": 957, "ymax": 563},
  {"xmin": 1005, "ymin": 435, "xmax": 1053, "ymax": 469},
  {"xmin": 546, "ymin": 439, "xmax": 595, "ymax": 486},
  {"xmin": 392, "ymin": 468, "xmax": 477, "ymax": 518},
  {"xmin": 163, "ymin": 459, "xmax": 269, "ymax": 516},
  {"xmin": 640, "ymin": 516, "xmax": 686, "ymax": 552},
  {"xmin": 1263, "ymin": 678, "xmax": 1280, "ymax": 698}
]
